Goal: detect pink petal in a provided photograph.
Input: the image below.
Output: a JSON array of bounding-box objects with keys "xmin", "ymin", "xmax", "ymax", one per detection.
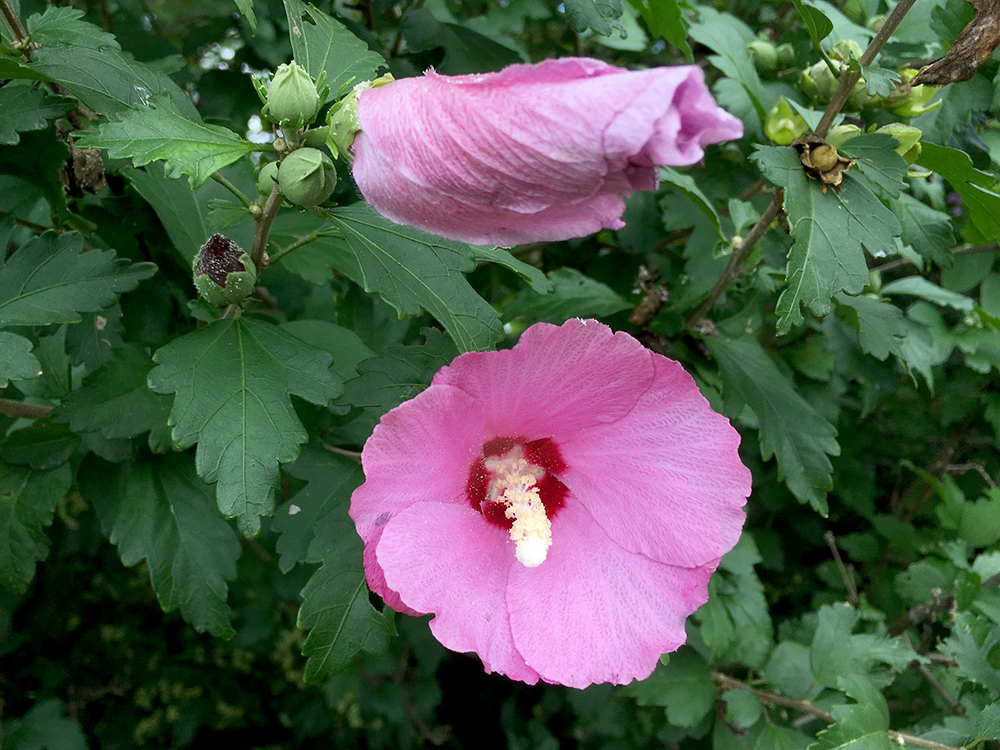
[
  {"xmin": 376, "ymin": 502, "xmax": 540, "ymax": 684},
  {"xmin": 349, "ymin": 384, "xmax": 488, "ymax": 612},
  {"xmin": 353, "ymin": 58, "xmax": 743, "ymax": 245},
  {"xmin": 507, "ymin": 501, "xmax": 713, "ymax": 687},
  {"xmin": 559, "ymin": 356, "xmax": 750, "ymax": 568},
  {"xmin": 433, "ymin": 319, "xmax": 654, "ymax": 441}
]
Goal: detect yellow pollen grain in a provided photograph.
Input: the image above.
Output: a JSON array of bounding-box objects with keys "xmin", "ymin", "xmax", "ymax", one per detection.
[{"xmin": 494, "ymin": 458, "xmax": 552, "ymax": 568}]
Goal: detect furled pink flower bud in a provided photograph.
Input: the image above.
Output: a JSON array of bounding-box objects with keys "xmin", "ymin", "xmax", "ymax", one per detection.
[{"xmin": 348, "ymin": 58, "xmax": 743, "ymax": 246}]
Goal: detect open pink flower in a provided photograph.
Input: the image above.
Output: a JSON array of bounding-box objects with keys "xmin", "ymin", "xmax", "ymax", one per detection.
[
  {"xmin": 351, "ymin": 58, "xmax": 743, "ymax": 246},
  {"xmin": 349, "ymin": 319, "xmax": 751, "ymax": 687}
]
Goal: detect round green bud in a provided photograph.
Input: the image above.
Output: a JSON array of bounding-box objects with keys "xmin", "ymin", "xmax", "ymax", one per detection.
[
  {"xmin": 256, "ymin": 161, "xmax": 280, "ymax": 197},
  {"xmin": 278, "ymin": 148, "xmax": 337, "ymax": 206},
  {"xmin": 193, "ymin": 234, "xmax": 257, "ymax": 306},
  {"xmin": 267, "ymin": 61, "xmax": 320, "ymax": 128},
  {"xmin": 764, "ymin": 97, "xmax": 808, "ymax": 146},
  {"xmin": 800, "ymin": 61, "xmax": 838, "ymax": 103},
  {"xmin": 885, "ymin": 69, "xmax": 941, "ymax": 117},
  {"xmin": 829, "ymin": 39, "xmax": 864, "ymax": 64},
  {"xmin": 846, "ymin": 77, "xmax": 881, "ymax": 110},
  {"xmin": 826, "ymin": 123, "xmax": 862, "ymax": 149},
  {"xmin": 875, "ymin": 123, "xmax": 923, "ymax": 163},
  {"xmin": 747, "ymin": 40, "xmax": 778, "ymax": 73},
  {"xmin": 775, "ymin": 43, "xmax": 795, "ymax": 68}
]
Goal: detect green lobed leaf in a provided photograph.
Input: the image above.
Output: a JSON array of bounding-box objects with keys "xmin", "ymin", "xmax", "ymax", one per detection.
[
  {"xmin": 706, "ymin": 336, "xmax": 839, "ymax": 514},
  {"xmin": 273, "ymin": 445, "xmax": 364, "ymax": 573},
  {"xmin": 790, "ymin": 0, "xmax": 833, "ymax": 48},
  {"xmin": 55, "ymin": 344, "xmax": 172, "ymax": 452},
  {"xmin": 972, "ymin": 701, "xmax": 1000, "ymax": 743},
  {"xmin": 918, "ymin": 142, "xmax": 1000, "ymax": 245},
  {"xmin": 695, "ymin": 534, "xmax": 773, "ymax": 669},
  {"xmin": 326, "ymin": 203, "xmax": 503, "ymax": 353},
  {"xmin": 0, "ymin": 231, "xmax": 157, "ymax": 327},
  {"xmin": 1, "ymin": 699, "xmax": 86, "ymax": 750},
  {"xmin": 626, "ymin": 0, "xmax": 691, "ymax": 57},
  {"xmin": 0, "ymin": 127, "xmax": 70, "ymax": 222},
  {"xmin": 0, "ymin": 461, "xmax": 72, "ymax": 593},
  {"xmin": 148, "ymin": 317, "xmax": 343, "ymax": 536},
  {"xmin": 26, "ymin": 5, "xmax": 119, "ymax": 49},
  {"xmin": 75, "ymin": 98, "xmax": 255, "ymax": 188},
  {"xmin": 65, "ymin": 305, "xmax": 125, "ymax": 371},
  {"xmin": 1, "ymin": 421, "xmax": 80, "ymax": 470},
  {"xmin": 0, "ymin": 81, "xmax": 74, "ymax": 146},
  {"xmin": 340, "ymin": 328, "xmax": 457, "ymax": 417},
  {"xmin": 100, "ymin": 455, "xmax": 240, "ymax": 638},
  {"xmin": 660, "ymin": 167, "xmax": 724, "ymax": 240},
  {"xmin": 754, "ymin": 145, "xmax": 900, "ymax": 333},
  {"xmin": 0, "ymin": 56, "xmax": 49, "ymax": 81},
  {"xmin": 503, "ymin": 267, "xmax": 630, "ymax": 325},
  {"xmin": 838, "ymin": 134, "xmax": 908, "ymax": 199},
  {"xmin": 0, "ymin": 331, "xmax": 40, "ymax": 387},
  {"xmin": 812, "ymin": 675, "xmax": 894, "ymax": 750},
  {"xmin": 689, "ymin": 7, "xmax": 766, "ymax": 125},
  {"xmin": 621, "ymin": 648, "xmax": 715, "ymax": 727},
  {"xmin": 233, "ymin": 0, "xmax": 257, "ymax": 34},
  {"xmin": 401, "ymin": 9, "xmax": 522, "ymax": 75},
  {"xmin": 811, "ymin": 603, "xmax": 919, "ymax": 689},
  {"xmin": 881, "ymin": 277, "xmax": 974, "ymax": 310},
  {"xmin": 835, "ymin": 293, "xmax": 908, "ymax": 361},
  {"xmin": 940, "ymin": 613, "xmax": 1000, "ymax": 694},
  {"xmin": 562, "ymin": 0, "xmax": 624, "ymax": 36},
  {"xmin": 762, "ymin": 641, "xmax": 814, "ymax": 700},
  {"xmin": 860, "ymin": 64, "xmax": 901, "ymax": 98},
  {"xmin": 471, "ymin": 246, "xmax": 552, "ymax": 295},
  {"xmin": 29, "ymin": 45, "xmax": 201, "ymax": 121},
  {"xmin": 282, "ymin": 320, "xmax": 375, "ymax": 383},
  {"xmin": 888, "ymin": 193, "xmax": 954, "ymax": 267},
  {"xmin": 283, "ymin": 0, "xmax": 385, "ymax": 102},
  {"xmin": 269, "ymin": 212, "xmax": 363, "ymax": 286},
  {"xmin": 297, "ymin": 510, "xmax": 391, "ymax": 680}
]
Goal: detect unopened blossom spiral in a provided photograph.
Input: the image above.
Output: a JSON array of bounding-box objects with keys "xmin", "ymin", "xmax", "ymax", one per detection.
[
  {"xmin": 350, "ymin": 319, "xmax": 751, "ymax": 688},
  {"xmin": 347, "ymin": 58, "xmax": 743, "ymax": 245}
]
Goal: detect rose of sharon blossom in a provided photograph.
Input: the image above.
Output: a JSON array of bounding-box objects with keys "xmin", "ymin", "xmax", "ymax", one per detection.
[
  {"xmin": 349, "ymin": 319, "xmax": 751, "ymax": 688},
  {"xmin": 351, "ymin": 58, "xmax": 743, "ymax": 246}
]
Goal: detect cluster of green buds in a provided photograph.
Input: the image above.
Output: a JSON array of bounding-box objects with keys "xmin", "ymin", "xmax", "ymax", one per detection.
[
  {"xmin": 256, "ymin": 61, "xmax": 329, "ymax": 130},
  {"xmin": 193, "ymin": 234, "xmax": 257, "ymax": 306},
  {"xmin": 826, "ymin": 121, "xmax": 924, "ymax": 164},
  {"xmin": 256, "ymin": 148, "xmax": 338, "ymax": 207},
  {"xmin": 765, "ymin": 98, "xmax": 809, "ymax": 145},
  {"xmin": 747, "ymin": 38, "xmax": 795, "ymax": 75}
]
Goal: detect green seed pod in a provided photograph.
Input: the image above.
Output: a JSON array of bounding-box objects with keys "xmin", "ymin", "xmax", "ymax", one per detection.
[
  {"xmin": 846, "ymin": 77, "xmax": 881, "ymax": 111},
  {"xmin": 256, "ymin": 161, "xmax": 280, "ymax": 197},
  {"xmin": 193, "ymin": 234, "xmax": 257, "ymax": 306},
  {"xmin": 267, "ymin": 61, "xmax": 320, "ymax": 128},
  {"xmin": 826, "ymin": 123, "xmax": 862, "ymax": 149},
  {"xmin": 800, "ymin": 61, "xmax": 838, "ymax": 103},
  {"xmin": 764, "ymin": 98, "xmax": 808, "ymax": 146},
  {"xmin": 747, "ymin": 40, "xmax": 778, "ymax": 73},
  {"xmin": 875, "ymin": 123, "xmax": 923, "ymax": 163},
  {"xmin": 278, "ymin": 147, "xmax": 337, "ymax": 206}
]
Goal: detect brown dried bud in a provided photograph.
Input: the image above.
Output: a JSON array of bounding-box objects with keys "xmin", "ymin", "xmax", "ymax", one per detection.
[
  {"xmin": 193, "ymin": 233, "xmax": 256, "ymax": 306},
  {"xmin": 792, "ymin": 134, "xmax": 855, "ymax": 193}
]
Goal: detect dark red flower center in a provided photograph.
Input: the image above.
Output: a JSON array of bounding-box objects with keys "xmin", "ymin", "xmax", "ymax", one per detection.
[{"xmin": 465, "ymin": 436, "xmax": 568, "ymax": 531}]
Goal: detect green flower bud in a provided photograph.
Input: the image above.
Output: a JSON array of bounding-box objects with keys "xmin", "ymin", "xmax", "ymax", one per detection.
[
  {"xmin": 875, "ymin": 123, "xmax": 923, "ymax": 163},
  {"xmin": 866, "ymin": 14, "xmax": 886, "ymax": 32},
  {"xmin": 829, "ymin": 39, "xmax": 864, "ymax": 64},
  {"xmin": 885, "ymin": 68, "xmax": 941, "ymax": 117},
  {"xmin": 327, "ymin": 74, "xmax": 394, "ymax": 163},
  {"xmin": 775, "ymin": 43, "xmax": 795, "ymax": 68},
  {"xmin": 267, "ymin": 61, "xmax": 320, "ymax": 128},
  {"xmin": 278, "ymin": 148, "xmax": 337, "ymax": 207},
  {"xmin": 764, "ymin": 97, "xmax": 808, "ymax": 146},
  {"xmin": 826, "ymin": 123, "xmax": 862, "ymax": 149},
  {"xmin": 846, "ymin": 77, "xmax": 881, "ymax": 110},
  {"xmin": 256, "ymin": 161, "xmax": 279, "ymax": 197},
  {"xmin": 747, "ymin": 40, "xmax": 778, "ymax": 73},
  {"xmin": 800, "ymin": 61, "xmax": 838, "ymax": 103},
  {"xmin": 193, "ymin": 234, "xmax": 256, "ymax": 306}
]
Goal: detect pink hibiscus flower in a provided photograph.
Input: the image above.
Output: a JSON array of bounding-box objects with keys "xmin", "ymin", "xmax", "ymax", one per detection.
[
  {"xmin": 350, "ymin": 58, "xmax": 743, "ymax": 246},
  {"xmin": 349, "ymin": 319, "xmax": 751, "ymax": 687}
]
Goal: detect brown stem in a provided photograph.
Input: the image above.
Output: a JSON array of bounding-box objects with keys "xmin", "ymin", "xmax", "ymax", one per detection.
[
  {"xmin": 0, "ymin": 398, "xmax": 54, "ymax": 419},
  {"xmin": 251, "ymin": 182, "xmax": 283, "ymax": 272},
  {"xmin": 824, "ymin": 530, "xmax": 859, "ymax": 607},
  {"xmin": 815, "ymin": 0, "xmax": 920, "ymax": 138},
  {"xmin": 713, "ymin": 672, "xmax": 965, "ymax": 750},
  {"xmin": 0, "ymin": 0, "xmax": 29, "ymax": 51},
  {"xmin": 889, "ymin": 571, "xmax": 1000, "ymax": 636},
  {"xmin": 685, "ymin": 195, "xmax": 781, "ymax": 331},
  {"xmin": 323, "ymin": 443, "xmax": 363, "ymax": 463},
  {"xmin": 685, "ymin": 0, "xmax": 921, "ymax": 332}
]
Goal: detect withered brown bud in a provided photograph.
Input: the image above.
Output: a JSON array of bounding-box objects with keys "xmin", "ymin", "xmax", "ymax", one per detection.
[
  {"xmin": 792, "ymin": 134, "xmax": 855, "ymax": 193},
  {"xmin": 193, "ymin": 233, "xmax": 256, "ymax": 306}
]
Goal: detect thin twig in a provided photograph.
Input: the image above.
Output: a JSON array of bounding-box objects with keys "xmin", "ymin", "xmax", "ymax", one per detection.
[
  {"xmin": 824, "ymin": 530, "xmax": 859, "ymax": 607},
  {"xmin": 889, "ymin": 572, "xmax": 1000, "ymax": 635},
  {"xmin": 0, "ymin": 398, "xmax": 54, "ymax": 419},
  {"xmin": 0, "ymin": 0, "xmax": 29, "ymax": 52},
  {"xmin": 323, "ymin": 443, "xmax": 363, "ymax": 462},
  {"xmin": 902, "ymin": 633, "xmax": 965, "ymax": 716},
  {"xmin": 685, "ymin": 0, "xmax": 920, "ymax": 332},
  {"xmin": 211, "ymin": 172, "xmax": 254, "ymax": 209},
  {"xmin": 713, "ymin": 672, "xmax": 965, "ymax": 750},
  {"xmin": 267, "ymin": 228, "xmax": 326, "ymax": 265}
]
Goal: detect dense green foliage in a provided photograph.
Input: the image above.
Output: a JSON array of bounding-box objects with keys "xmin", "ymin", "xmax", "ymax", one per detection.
[{"xmin": 1, "ymin": 0, "xmax": 1000, "ymax": 747}]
